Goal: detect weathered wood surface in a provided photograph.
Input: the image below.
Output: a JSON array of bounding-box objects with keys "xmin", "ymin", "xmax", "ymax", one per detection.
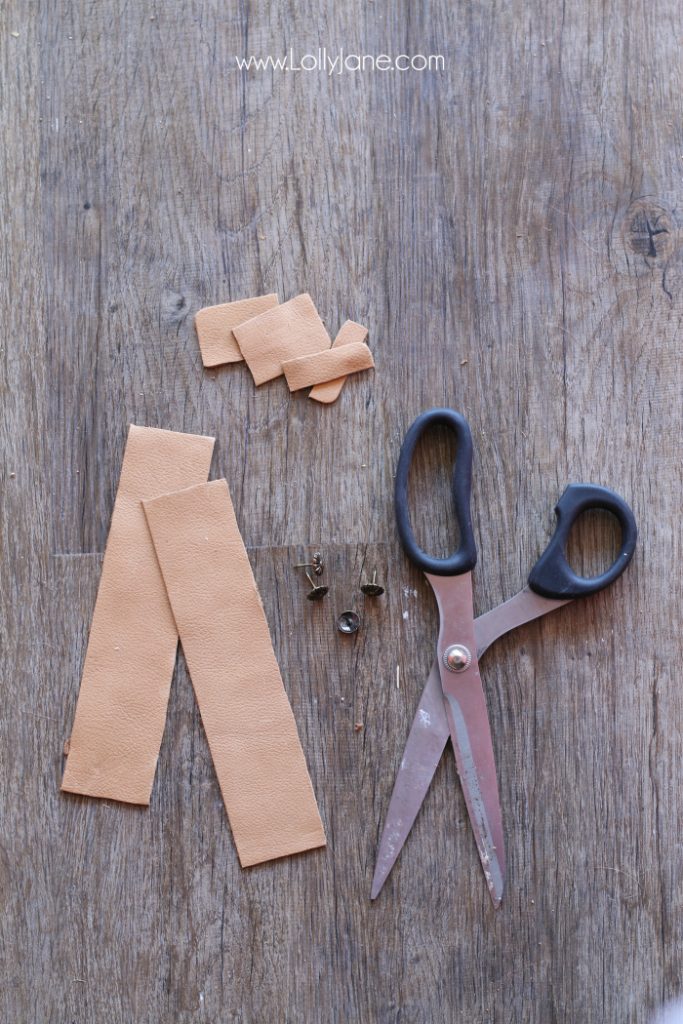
[{"xmin": 1, "ymin": 1, "xmax": 681, "ymax": 1021}]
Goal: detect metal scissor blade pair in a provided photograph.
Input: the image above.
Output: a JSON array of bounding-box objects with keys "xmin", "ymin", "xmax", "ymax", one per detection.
[{"xmin": 371, "ymin": 586, "xmax": 569, "ymax": 902}]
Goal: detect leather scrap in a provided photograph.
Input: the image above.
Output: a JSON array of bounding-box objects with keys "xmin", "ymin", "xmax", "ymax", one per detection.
[
  {"xmin": 61, "ymin": 425, "xmax": 215, "ymax": 805},
  {"xmin": 282, "ymin": 341, "xmax": 374, "ymax": 393},
  {"xmin": 195, "ymin": 294, "xmax": 279, "ymax": 368},
  {"xmin": 309, "ymin": 320, "xmax": 369, "ymax": 404},
  {"xmin": 142, "ymin": 480, "xmax": 327, "ymax": 866},
  {"xmin": 233, "ymin": 292, "xmax": 331, "ymax": 385}
]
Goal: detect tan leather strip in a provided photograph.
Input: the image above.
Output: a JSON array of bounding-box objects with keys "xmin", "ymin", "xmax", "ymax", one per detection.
[
  {"xmin": 61, "ymin": 425, "xmax": 215, "ymax": 805},
  {"xmin": 195, "ymin": 294, "xmax": 279, "ymax": 367},
  {"xmin": 233, "ymin": 292, "xmax": 331, "ymax": 385},
  {"xmin": 309, "ymin": 320, "xmax": 369, "ymax": 404},
  {"xmin": 142, "ymin": 480, "xmax": 326, "ymax": 866},
  {"xmin": 282, "ymin": 341, "xmax": 374, "ymax": 393}
]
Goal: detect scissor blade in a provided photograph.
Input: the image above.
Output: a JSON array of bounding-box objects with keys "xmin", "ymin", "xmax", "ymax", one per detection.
[
  {"xmin": 370, "ymin": 612, "xmax": 506, "ymax": 900},
  {"xmin": 370, "ymin": 659, "xmax": 449, "ymax": 899},
  {"xmin": 371, "ymin": 586, "xmax": 570, "ymax": 901},
  {"xmin": 475, "ymin": 586, "xmax": 570, "ymax": 658},
  {"xmin": 441, "ymin": 687, "xmax": 505, "ymax": 906},
  {"xmin": 427, "ymin": 571, "xmax": 505, "ymax": 908}
]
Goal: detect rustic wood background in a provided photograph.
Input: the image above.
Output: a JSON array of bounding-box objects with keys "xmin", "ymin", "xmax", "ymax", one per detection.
[{"xmin": 1, "ymin": 1, "xmax": 680, "ymax": 1021}]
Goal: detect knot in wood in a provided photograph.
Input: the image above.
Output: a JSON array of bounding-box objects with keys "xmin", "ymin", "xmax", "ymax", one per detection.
[{"xmin": 623, "ymin": 199, "xmax": 675, "ymax": 263}]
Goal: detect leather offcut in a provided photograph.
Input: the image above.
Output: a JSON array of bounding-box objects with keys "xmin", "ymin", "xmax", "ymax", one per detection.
[
  {"xmin": 61, "ymin": 425, "xmax": 215, "ymax": 805},
  {"xmin": 195, "ymin": 294, "xmax": 279, "ymax": 368},
  {"xmin": 143, "ymin": 479, "xmax": 327, "ymax": 866},
  {"xmin": 282, "ymin": 341, "xmax": 374, "ymax": 393},
  {"xmin": 309, "ymin": 320, "xmax": 369, "ymax": 404},
  {"xmin": 233, "ymin": 293, "xmax": 331, "ymax": 385}
]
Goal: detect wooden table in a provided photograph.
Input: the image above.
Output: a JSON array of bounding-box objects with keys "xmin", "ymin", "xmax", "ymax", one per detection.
[{"xmin": 1, "ymin": 3, "xmax": 679, "ymax": 1021}]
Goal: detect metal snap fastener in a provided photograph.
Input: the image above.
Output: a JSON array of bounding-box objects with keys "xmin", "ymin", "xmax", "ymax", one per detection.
[{"xmin": 337, "ymin": 610, "xmax": 360, "ymax": 634}]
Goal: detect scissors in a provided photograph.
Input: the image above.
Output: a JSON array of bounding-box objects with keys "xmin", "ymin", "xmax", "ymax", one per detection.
[{"xmin": 371, "ymin": 408, "xmax": 638, "ymax": 906}]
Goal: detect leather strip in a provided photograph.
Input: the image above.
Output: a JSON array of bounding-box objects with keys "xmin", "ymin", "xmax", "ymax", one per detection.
[
  {"xmin": 142, "ymin": 480, "xmax": 327, "ymax": 866},
  {"xmin": 195, "ymin": 294, "xmax": 279, "ymax": 367},
  {"xmin": 282, "ymin": 341, "xmax": 374, "ymax": 393},
  {"xmin": 309, "ymin": 320, "xmax": 369, "ymax": 404},
  {"xmin": 233, "ymin": 293, "xmax": 331, "ymax": 385},
  {"xmin": 61, "ymin": 425, "xmax": 215, "ymax": 805}
]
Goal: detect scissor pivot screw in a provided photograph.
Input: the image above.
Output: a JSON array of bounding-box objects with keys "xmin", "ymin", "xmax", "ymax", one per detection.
[{"xmin": 444, "ymin": 644, "xmax": 472, "ymax": 672}]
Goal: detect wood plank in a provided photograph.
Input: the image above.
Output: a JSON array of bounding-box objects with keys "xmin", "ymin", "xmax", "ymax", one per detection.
[{"xmin": 1, "ymin": 0, "xmax": 681, "ymax": 1019}]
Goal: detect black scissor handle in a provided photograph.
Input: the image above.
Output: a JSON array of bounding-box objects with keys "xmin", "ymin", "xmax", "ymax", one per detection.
[
  {"xmin": 527, "ymin": 484, "xmax": 637, "ymax": 599},
  {"xmin": 395, "ymin": 408, "xmax": 477, "ymax": 577}
]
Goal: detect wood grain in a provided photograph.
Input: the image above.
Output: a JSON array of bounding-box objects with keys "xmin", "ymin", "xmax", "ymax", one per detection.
[{"xmin": 1, "ymin": 0, "xmax": 681, "ymax": 1020}]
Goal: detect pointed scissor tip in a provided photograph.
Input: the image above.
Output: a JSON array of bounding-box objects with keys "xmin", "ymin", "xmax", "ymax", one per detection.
[
  {"xmin": 370, "ymin": 867, "xmax": 389, "ymax": 900},
  {"xmin": 487, "ymin": 877, "xmax": 504, "ymax": 909}
]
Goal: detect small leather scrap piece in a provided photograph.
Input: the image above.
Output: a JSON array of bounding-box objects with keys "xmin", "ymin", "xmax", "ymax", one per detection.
[
  {"xmin": 233, "ymin": 292, "xmax": 331, "ymax": 385},
  {"xmin": 309, "ymin": 320, "xmax": 369, "ymax": 404},
  {"xmin": 195, "ymin": 294, "xmax": 279, "ymax": 367},
  {"xmin": 143, "ymin": 479, "xmax": 327, "ymax": 866},
  {"xmin": 61, "ymin": 425, "xmax": 215, "ymax": 805},
  {"xmin": 282, "ymin": 341, "xmax": 374, "ymax": 393}
]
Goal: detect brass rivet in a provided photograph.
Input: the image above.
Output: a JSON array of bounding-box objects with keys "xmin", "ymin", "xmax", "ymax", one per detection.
[
  {"xmin": 360, "ymin": 569, "xmax": 385, "ymax": 597},
  {"xmin": 305, "ymin": 572, "xmax": 328, "ymax": 601},
  {"xmin": 293, "ymin": 551, "xmax": 324, "ymax": 576}
]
